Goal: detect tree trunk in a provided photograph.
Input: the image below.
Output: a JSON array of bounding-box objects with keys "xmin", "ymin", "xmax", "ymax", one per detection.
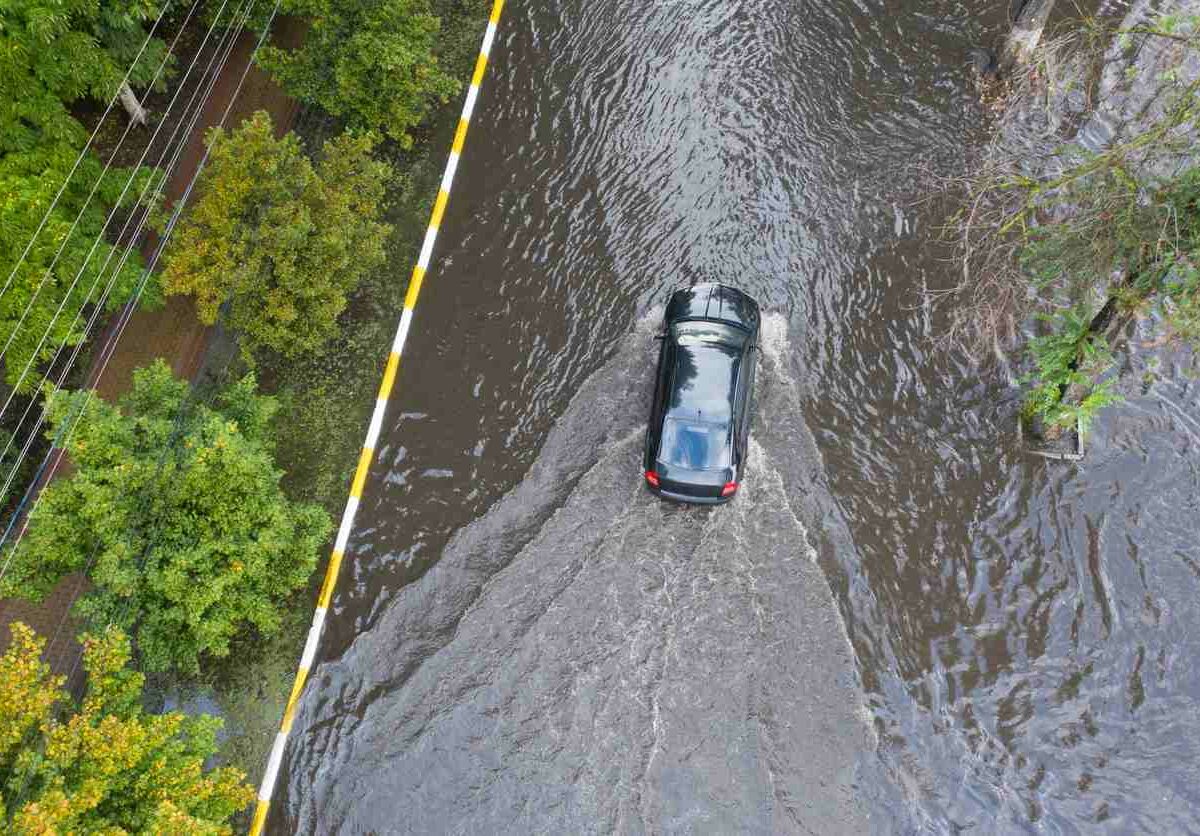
[
  {"xmin": 1045, "ymin": 288, "xmax": 1134, "ymax": 440},
  {"xmin": 119, "ymin": 82, "xmax": 148, "ymax": 127},
  {"xmin": 1002, "ymin": 0, "xmax": 1057, "ymax": 72}
]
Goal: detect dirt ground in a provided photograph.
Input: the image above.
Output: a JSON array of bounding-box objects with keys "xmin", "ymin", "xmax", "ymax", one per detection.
[{"xmin": 0, "ymin": 17, "xmax": 305, "ymax": 677}]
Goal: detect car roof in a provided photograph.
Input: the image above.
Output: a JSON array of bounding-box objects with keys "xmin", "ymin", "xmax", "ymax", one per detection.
[{"xmin": 667, "ymin": 330, "xmax": 742, "ymax": 425}]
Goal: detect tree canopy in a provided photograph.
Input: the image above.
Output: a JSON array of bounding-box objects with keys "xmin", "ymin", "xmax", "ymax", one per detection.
[
  {"xmin": 0, "ymin": 622, "xmax": 253, "ymax": 832},
  {"xmin": 0, "ymin": 0, "xmax": 168, "ymax": 391},
  {"xmin": 0, "ymin": 360, "xmax": 331, "ymax": 674},
  {"xmin": 257, "ymin": 0, "xmax": 458, "ymax": 146},
  {"xmin": 0, "ymin": 146, "xmax": 160, "ymax": 392},
  {"xmin": 162, "ymin": 110, "xmax": 391, "ymax": 358},
  {"xmin": 0, "ymin": 0, "xmax": 169, "ymax": 152}
]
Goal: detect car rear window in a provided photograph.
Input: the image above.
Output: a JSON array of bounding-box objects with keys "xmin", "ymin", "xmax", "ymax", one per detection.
[{"xmin": 659, "ymin": 417, "xmax": 732, "ymax": 471}]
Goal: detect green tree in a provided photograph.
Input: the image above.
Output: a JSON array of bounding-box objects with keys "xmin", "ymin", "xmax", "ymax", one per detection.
[
  {"xmin": 0, "ymin": 145, "xmax": 160, "ymax": 393},
  {"xmin": 0, "ymin": 0, "xmax": 169, "ymax": 391},
  {"xmin": 0, "ymin": 360, "xmax": 332, "ymax": 674},
  {"xmin": 0, "ymin": 0, "xmax": 170, "ymax": 151},
  {"xmin": 163, "ymin": 111, "xmax": 391, "ymax": 358},
  {"xmin": 257, "ymin": 0, "xmax": 458, "ymax": 146},
  {"xmin": 0, "ymin": 622, "xmax": 253, "ymax": 833}
]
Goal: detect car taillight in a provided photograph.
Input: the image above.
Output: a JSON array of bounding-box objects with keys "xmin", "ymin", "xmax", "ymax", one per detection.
[
  {"xmin": 721, "ymin": 482, "xmax": 738, "ymax": 497},
  {"xmin": 645, "ymin": 470, "xmax": 660, "ymax": 488}
]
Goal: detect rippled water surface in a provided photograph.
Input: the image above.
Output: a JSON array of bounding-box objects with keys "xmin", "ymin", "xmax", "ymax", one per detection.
[{"xmin": 272, "ymin": 0, "xmax": 1200, "ymax": 832}]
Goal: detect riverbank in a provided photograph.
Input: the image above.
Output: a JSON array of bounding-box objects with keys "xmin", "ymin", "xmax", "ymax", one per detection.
[{"xmin": 939, "ymin": 0, "xmax": 1200, "ymax": 450}]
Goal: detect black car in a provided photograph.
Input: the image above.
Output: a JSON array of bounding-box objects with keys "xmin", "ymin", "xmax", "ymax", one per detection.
[{"xmin": 643, "ymin": 283, "xmax": 761, "ymax": 504}]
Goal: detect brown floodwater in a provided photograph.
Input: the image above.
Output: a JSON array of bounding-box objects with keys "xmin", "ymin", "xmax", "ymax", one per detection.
[{"xmin": 269, "ymin": 0, "xmax": 1200, "ymax": 831}]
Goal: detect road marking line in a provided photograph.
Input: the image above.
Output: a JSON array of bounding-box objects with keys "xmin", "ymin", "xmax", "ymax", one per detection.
[
  {"xmin": 393, "ymin": 308, "xmax": 414, "ymax": 356},
  {"xmin": 418, "ymin": 226, "xmax": 438, "ymax": 269},
  {"xmin": 482, "ymin": 21, "xmax": 498, "ymax": 56},
  {"xmin": 441, "ymin": 152, "xmax": 460, "ymax": 192},
  {"xmin": 364, "ymin": 398, "xmax": 387, "ymax": 450},
  {"xmin": 248, "ymin": 0, "xmax": 506, "ymax": 830},
  {"xmin": 429, "ymin": 188, "xmax": 451, "ymax": 230},
  {"xmin": 462, "ymin": 84, "xmax": 481, "ymax": 123},
  {"xmin": 403, "ymin": 265, "xmax": 426, "ymax": 309}
]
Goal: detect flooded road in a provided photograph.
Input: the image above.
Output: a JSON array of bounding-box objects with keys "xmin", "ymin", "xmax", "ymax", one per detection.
[{"xmin": 273, "ymin": 0, "xmax": 1200, "ymax": 831}]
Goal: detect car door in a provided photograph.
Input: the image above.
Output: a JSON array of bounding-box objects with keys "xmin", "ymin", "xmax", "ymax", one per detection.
[
  {"xmin": 645, "ymin": 335, "xmax": 674, "ymax": 466},
  {"xmin": 735, "ymin": 342, "xmax": 756, "ymax": 463}
]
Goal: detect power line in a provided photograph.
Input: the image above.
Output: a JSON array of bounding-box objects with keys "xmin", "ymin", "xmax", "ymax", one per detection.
[
  {"xmin": 0, "ymin": 0, "xmax": 216, "ymax": 386},
  {"xmin": 0, "ymin": 1, "xmax": 201, "ymax": 364},
  {"xmin": 0, "ymin": 0, "xmax": 246, "ymax": 491},
  {"xmin": 0, "ymin": 0, "xmax": 177, "ymax": 305},
  {"xmin": 0, "ymin": 0, "xmax": 282, "ymax": 819},
  {"xmin": 0, "ymin": 0, "xmax": 263, "ymax": 570},
  {"xmin": 36, "ymin": 0, "xmax": 282, "ymax": 690}
]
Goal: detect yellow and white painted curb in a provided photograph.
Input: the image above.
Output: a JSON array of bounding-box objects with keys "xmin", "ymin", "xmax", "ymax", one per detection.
[{"xmin": 249, "ymin": 1, "xmax": 506, "ymax": 831}]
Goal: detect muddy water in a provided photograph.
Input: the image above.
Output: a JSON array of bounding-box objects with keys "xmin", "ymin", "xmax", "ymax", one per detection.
[{"xmin": 272, "ymin": 0, "xmax": 1200, "ymax": 832}]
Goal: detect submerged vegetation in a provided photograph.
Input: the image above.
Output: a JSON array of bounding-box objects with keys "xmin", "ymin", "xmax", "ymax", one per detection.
[{"xmin": 938, "ymin": 9, "xmax": 1200, "ymax": 440}]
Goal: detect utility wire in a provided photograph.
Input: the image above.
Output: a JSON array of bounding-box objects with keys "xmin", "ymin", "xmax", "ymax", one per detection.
[
  {"xmin": 0, "ymin": 0, "xmax": 206, "ymax": 368},
  {"xmin": 0, "ymin": 0, "xmax": 280, "ymax": 818},
  {"xmin": 37, "ymin": 0, "xmax": 280, "ymax": 687},
  {"xmin": 0, "ymin": 0, "xmax": 177, "ymax": 305},
  {"xmin": 0, "ymin": 0, "xmax": 262, "ymax": 573},
  {"xmin": 0, "ymin": 0, "xmax": 221, "ymax": 398},
  {"xmin": 0, "ymin": 0, "xmax": 242, "ymax": 492}
]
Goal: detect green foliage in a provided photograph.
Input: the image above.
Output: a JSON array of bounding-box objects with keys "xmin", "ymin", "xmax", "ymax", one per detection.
[
  {"xmin": 1019, "ymin": 163, "xmax": 1147, "ymax": 293},
  {"xmin": 1017, "ymin": 159, "xmax": 1200, "ymax": 431},
  {"xmin": 0, "ymin": 360, "xmax": 332, "ymax": 674},
  {"xmin": 163, "ymin": 111, "xmax": 392, "ymax": 358},
  {"xmin": 1021, "ymin": 307, "xmax": 1122, "ymax": 434},
  {"xmin": 0, "ymin": 622, "xmax": 253, "ymax": 832},
  {"xmin": 982, "ymin": 49, "xmax": 1200, "ymax": 436},
  {"xmin": 0, "ymin": 0, "xmax": 169, "ymax": 392},
  {"xmin": 0, "ymin": 145, "xmax": 162, "ymax": 393},
  {"xmin": 0, "ymin": 0, "xmax": 170, "ymax": 152},
  {"xmin": 258, "ymin": 0, "xmax": 459, "ymax": 146}
]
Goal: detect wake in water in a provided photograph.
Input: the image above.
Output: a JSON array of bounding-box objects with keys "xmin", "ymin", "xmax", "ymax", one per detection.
[{"xmin": 279, "ymin": 313, "xmax": 875, "ymax": 835}]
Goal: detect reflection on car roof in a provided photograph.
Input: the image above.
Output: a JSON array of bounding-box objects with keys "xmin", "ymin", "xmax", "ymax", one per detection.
[{"xmin": 668, "ymin": 338, "xmax": 740, "ymax": 424}]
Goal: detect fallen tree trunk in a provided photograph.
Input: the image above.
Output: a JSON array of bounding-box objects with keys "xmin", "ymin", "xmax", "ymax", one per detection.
[
  {"xmin": 1003, "ymin": 0, "xmax": 1057, "ymax": 72},
  {"xmin": 119, "ymin": 82, "xmax": 148, "ymax": 127}
]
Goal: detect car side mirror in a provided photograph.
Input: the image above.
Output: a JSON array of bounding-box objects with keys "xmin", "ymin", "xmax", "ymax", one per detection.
[{"xmin": 654, "ymin": 334, "xmax": 667, "ymax": 341}]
